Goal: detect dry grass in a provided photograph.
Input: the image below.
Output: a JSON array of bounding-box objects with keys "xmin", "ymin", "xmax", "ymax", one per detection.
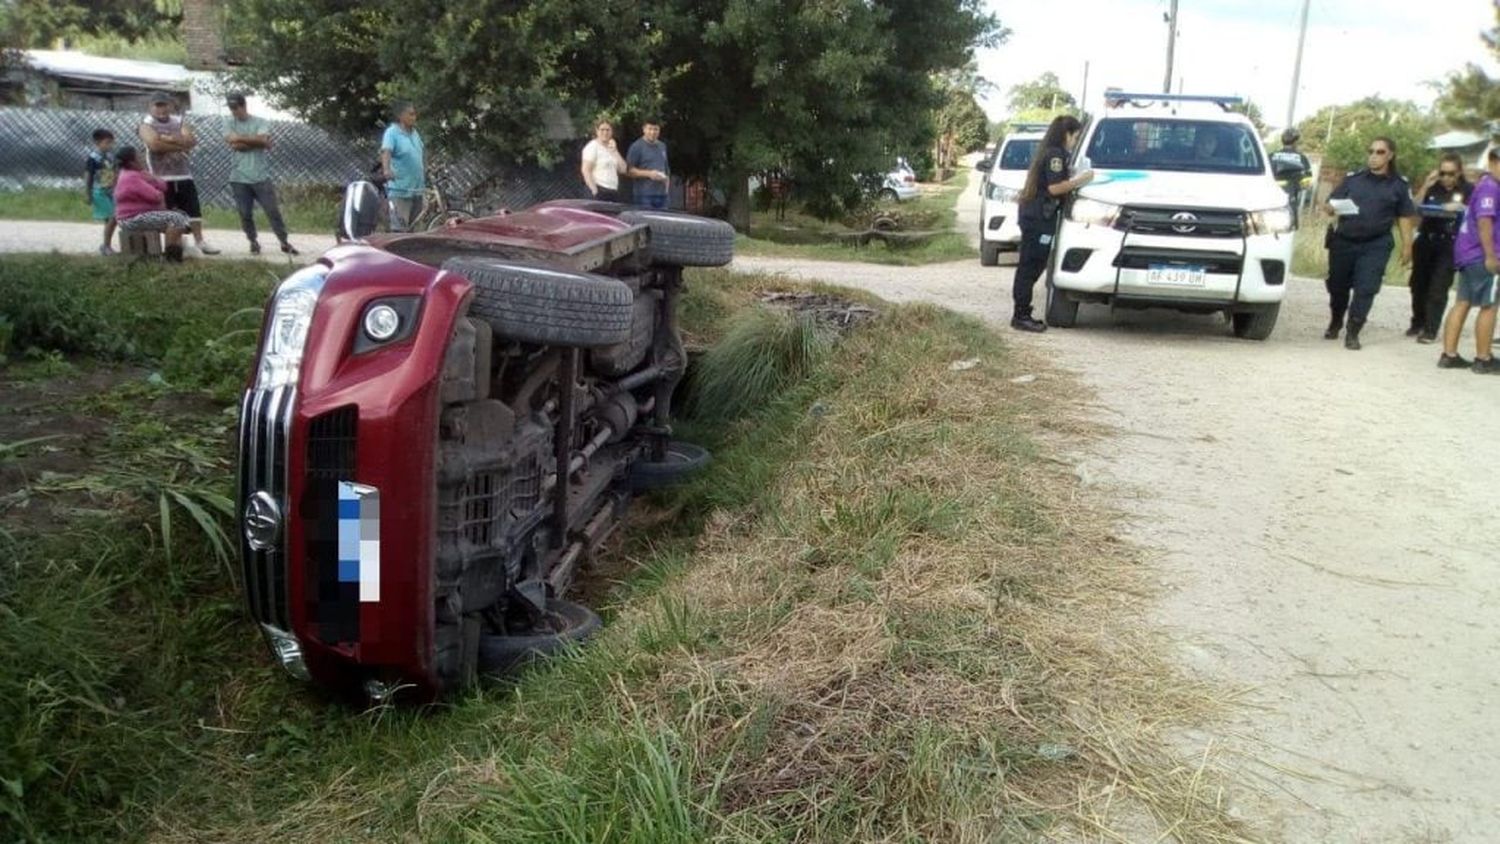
[{"xmin": 139, "ymin": 276, "xmax": 1257, "ymax": 843}]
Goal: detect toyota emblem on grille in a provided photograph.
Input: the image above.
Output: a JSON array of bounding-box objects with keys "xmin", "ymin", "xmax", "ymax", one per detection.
[
  {"xmin": 244, "ymin": 491, "xmax": 282, "ymax": 551},
  {"xmin": 1170, "ymin": 211, "xmax": 1199, "ymax": 234}
]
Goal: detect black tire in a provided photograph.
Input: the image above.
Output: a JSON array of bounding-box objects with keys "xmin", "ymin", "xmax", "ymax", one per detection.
[
  {"xmin": 443, "ymin": 257, "xmax": 633, "ymax": 347},
  {"xmin": 619, "ymin": 210, "xmax": 735, "ymax": 268},
  {"xmin": 878, "ymin": 188, "xmax": 899, "ymax": 203},
  {"xmin": 591, "ymin": 294, "xmax": 658, "ymax": 376},
  {"xmin": 478, "ymin": 598, "xmax": 602, "ymax": 673},
  {"xmin": 980, "ymin": 242, "xmax": 1000, "ymax": 267},
  {"xmin": 1045, "ymin": 285, "xmax": 1079, "ymax": 328},
  {"xmin": 426, "ymin": 210, "xmax": 474, "ymax": 231},
  {"xmin": 1232, "ymin": 305, "xmax": 1280, "ymax": 341},
  {"xmin": 629, "ymin": 441, "xmax": 710, "ymax": 491}
]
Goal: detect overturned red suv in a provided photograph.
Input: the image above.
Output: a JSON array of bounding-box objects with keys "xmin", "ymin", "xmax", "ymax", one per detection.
[{"xmin": 237, "ymin": 199, "xmax": 734, "ymax": 702}]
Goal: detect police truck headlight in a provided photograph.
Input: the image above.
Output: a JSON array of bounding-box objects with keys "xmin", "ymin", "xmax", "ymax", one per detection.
[
  {"xmin": 1250, "ymin": 206, "xmax": 1295, "ymax": 235},
  {"xmin": 256, "ymin": 266, "xmax": 328, "ymax": 390},
  {"xmin": 1069, "ymin": 197, "xmax": 1122, "ymax": 227},
  {"xmin": 986, "ymin": 183, "xmax": 1020, "ymax": 203}
]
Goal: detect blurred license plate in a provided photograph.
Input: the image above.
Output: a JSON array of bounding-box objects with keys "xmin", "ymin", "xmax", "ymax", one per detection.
[{"xmin": 1146, "ymin": 264, "xmax": 1206, "ymax": 287}]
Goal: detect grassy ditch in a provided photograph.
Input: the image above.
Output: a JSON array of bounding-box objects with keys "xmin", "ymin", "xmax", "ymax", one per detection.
[
  {"xmin": 734, "ymin": 174, "xmax": 975, "ymax": 266},
  {"xmin": 0, "ymin": 186, "xmax": 342, "ymax": 236},
  {"xmin": 1291, "ymin": 218, "xmax": 1412, "ymax": 286},
  {"xmin": 2, "ymin": 257, "xmax": 1245, "ymax": 842}
]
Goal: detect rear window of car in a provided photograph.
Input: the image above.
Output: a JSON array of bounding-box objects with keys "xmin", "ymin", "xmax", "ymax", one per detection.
[
  {"xmin": 1085, "ymin": 118, "xmax": 1265, "ymax": 175},
  {"xmin": 998, "ymin": 139, "xmax": 1039, "ymax": 170}
]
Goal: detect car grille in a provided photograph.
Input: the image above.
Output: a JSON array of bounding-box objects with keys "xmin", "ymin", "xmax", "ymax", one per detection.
[
  {"xmin": 302, "ymin": 406, "xmax": 359, "ymax": 644},
  {"xmin": 238, "ymin": 385, "xmax": 296, "ymax": 630},
  {"xmin": 1119, "ymin": 207, "xmax": 1246, "ymax": 238}
]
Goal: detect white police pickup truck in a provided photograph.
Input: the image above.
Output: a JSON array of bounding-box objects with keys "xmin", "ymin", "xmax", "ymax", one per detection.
[
  {"xmin": 977, "ymin": 124, "xmax": 1047, "ymax": 266},
  {"xmin": 1045, "ymin": 91, "xmax": 1303, "ymax": 340}
]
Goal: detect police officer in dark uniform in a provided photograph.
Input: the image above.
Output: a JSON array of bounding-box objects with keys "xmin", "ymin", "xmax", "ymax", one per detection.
[
  {"xmin": 1322, "ymin": 136, "xmax": 1418, "ymax": 349},
  {"xmin": 1013, "ymin": 114, "xmax": 1091, "ymax": 332},
  {"xmin": 1271, "ymin": 128, "xmax": 1312, "ymax": 227},
  {"xmin": 1406, "ymin": 152, "xmax": 1472, "ymax": 343}
]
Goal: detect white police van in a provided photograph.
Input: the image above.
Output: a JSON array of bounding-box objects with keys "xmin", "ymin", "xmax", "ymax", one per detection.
[
  {"xmin": 978, "ymin": 124, "xmax": 1048, "ymax": 266},
  {"xmin": 1045, "ymin": 91, "xmax": 1302, "ymax": 340}
]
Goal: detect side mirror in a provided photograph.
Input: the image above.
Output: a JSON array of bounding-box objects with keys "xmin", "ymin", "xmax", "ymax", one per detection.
[
  {"xmin": 340, "ymin": 180, "xmax": 385, "ymax": 242},
  {"xmin": 975, "ymin": 158, "xmax": 992, "ymax": 171}
]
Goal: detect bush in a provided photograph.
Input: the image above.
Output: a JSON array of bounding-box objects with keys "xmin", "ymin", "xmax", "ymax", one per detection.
[{"xmin": 689, "ymin": 306, "xmax": 831, "ymax": 420}]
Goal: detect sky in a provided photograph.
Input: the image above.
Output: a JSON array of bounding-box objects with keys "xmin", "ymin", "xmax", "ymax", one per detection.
[{"xmin": 975, "ymin": 0, "xmax": 1500, "ymax": 130}]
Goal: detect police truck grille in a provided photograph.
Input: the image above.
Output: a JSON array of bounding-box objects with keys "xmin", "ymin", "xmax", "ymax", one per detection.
[{"xmin": 1119, "ymin": 207, "xmax": 1247, "ymax": 238}]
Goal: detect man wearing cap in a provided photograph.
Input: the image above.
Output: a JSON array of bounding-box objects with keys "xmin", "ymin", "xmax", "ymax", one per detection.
[
  {"xmin": 225, "ymin": 92, "xmax": 298, "ymax": 255},
  {"xmin": 138, "ymin": 92, "xmax": 219, "ymax": 255}
]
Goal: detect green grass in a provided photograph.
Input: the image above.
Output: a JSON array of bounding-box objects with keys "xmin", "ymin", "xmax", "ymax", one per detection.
[
  {"xmin": 1, "ymin": 258, "xmax": 1244, "ymax": 842},
  {"xmin": 734, "ymin": 173, "xmax": 976, "ymax": 265},
  {"xmin": 0, "ymin": 186, "xmax": 341, "ymax": 236}
]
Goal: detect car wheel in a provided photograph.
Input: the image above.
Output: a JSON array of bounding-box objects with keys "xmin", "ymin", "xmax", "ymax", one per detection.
[
  {"xmin": 980, "ymin": 242, "xmax": 1000, "ymax": 267},
  {"xmin": 618, "ymin": 210, "xmax": 735, "ymax": 268},
  {"xmin": 1045, "ymin": 284, "xmax": 1079, "ymax": 328},
  {"xmin": 629, "ymin": 440, "xmax": 711, "ymax": 491},
  {"xmin": 477, "ymin": 597, "xmax": 602, "ymax": 674},
  {"xmin": 878, "ymin": 188, "xmax": 899, "ymax": 203},
  {"xmin": 1231, "ymin": 305, "xmax": 1279, "ymax": 341},
  {"xmin": 591, "ymin": 293, "xmax": 659, "ymax": 376},
  {"xmin": 443, "ymin": 257, "xmax": 634, "ymax": 348}
]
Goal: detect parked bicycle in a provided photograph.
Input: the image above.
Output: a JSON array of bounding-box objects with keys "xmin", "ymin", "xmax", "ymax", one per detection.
[{"xmin": 335, "ymin": 163, "xmax": 484, "ymax": 242}]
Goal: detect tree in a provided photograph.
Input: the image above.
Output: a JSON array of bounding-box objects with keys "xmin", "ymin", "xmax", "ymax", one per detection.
[
  {"xmin": 1436, "ymin": 5, "xmax": 1500, "ymax": 133},
  {"xmin": 932, "ymin": 62, "xmax": 994, "ymax": 172},
  {"xmin": 1298, "ymin": 97, "xmax": 1437, "ymax": 180},
  {"xmin": 1229, "ymin": 100, "xmax": 1266, "ymax": 136},
  {"xmin": 1007, "ymin": 71, "xmax": 1075, "ymax": 114},
  {"xmin": 0, "ymin": 0, "xmax": 180, "ymax": 47}
]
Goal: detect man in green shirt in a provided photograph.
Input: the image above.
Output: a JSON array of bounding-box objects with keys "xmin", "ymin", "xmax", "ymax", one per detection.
[{"xmin": 225, "ymin": 92, "xmax": 298, "ymax": 255}]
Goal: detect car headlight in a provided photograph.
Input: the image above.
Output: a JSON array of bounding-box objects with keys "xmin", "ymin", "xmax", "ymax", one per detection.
[
  {"xmin": 1250, "ymin": 205, "xmax": 1295, "ymax": 235},
  {"xmin": 1069, "ymin": 197, "xmax": 1122, "ymax": 227},
  {"xmin": 986, "ymin": 183, "xmax": 1019, "ymax": 203},
  {"xmin": 256, "ymin": 266, "xmax": 327, "ymax": 390}
]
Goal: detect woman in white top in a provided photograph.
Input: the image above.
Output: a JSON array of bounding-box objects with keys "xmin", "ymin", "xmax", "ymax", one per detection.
[{"xmin": 580, "ymin": 120, "xmax": 629, "ymax": 202}]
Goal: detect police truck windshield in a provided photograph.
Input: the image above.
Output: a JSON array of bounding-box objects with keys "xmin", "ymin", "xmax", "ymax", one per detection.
[
  {"xmin": 999, "ymin": 139, "xmax": 1040, "ymax": 170},
  {"xmin": 1085, "ymin": 119, "xmax": 1265, "ymax": 175}
]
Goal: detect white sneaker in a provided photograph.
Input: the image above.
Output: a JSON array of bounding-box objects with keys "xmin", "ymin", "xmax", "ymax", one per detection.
[
  {"xmin": 182, "ymin": 243, "xmax": 204, "ymax": 258},
  {"xmin": 197, "ymin": 241, "xmax": 221, "ymax": 255}
]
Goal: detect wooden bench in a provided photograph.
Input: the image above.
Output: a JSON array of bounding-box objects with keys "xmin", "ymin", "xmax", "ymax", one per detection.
[{"xmin": 122, "ymin": 230, "xmax": 163, "ymax": 258}]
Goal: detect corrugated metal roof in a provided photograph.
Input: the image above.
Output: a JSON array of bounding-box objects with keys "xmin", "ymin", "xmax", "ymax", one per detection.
[
  {"xmin": 1428, "ymin": 130, "xmax": 1488, "ymax": 150},
  {"xmin": 24, "ymin": 49, "xmax": 193, "ymax": 90}
]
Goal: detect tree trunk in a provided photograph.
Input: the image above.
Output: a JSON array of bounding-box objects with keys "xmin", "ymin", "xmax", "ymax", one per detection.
[{"xmin": 727, "ymin": 171, "xmax": 752, "ymax": 234}]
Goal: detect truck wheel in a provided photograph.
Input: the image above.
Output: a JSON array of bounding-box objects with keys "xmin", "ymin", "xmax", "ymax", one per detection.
[
  {"xmin": 1232, "ymin": 305, "xmax": 1279, "ymax": 341},
  {"xmin": 1045, "ymin": 285, "xmax": 1079, "ymax": 328},
  {"xmin": 591, "ymin": 293, "xmax": 658, "ymax": 376},
  {"xmin": 443, "ymin": 257, "xmax": 634, "ymax": 348},
  {"xmin": 980, "ymin": 242, "xmax": 1000, "ymax": 267},
  {"xmin": 619, "ymin": 210, "xmax": 735, "ymax": 268},
  {"xmin": 478, "ymin": 597, "xmax": 602, "ymax": 673},
  {"xmin": 629, "ymin": 441, "xmax": 710, "ymax": 491}
]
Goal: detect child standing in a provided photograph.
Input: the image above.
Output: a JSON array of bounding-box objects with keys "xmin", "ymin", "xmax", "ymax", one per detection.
[{"xmin": 86, "ymin": 129, "xmax": 118, "ymax": 255}]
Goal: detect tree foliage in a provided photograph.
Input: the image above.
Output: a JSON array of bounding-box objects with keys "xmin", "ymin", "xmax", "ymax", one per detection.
[
  {"xmin": 1297, "ymin": 97, "xmax": 1437, "ymax": 180},
  {"xmin": 1007, "ymin": 72, "xmax": 1075, "ymax": 114},
  {"xmin": 932, "ymin": 63, "xmax": 993, "ymax": 171},
  {"xmin": 1435, "ymin": 5, "xmax": 1500, "ymax": 133},
  {"xmin": 0, "ymin": 0, "xmax": 180, "ymax": 47},
  {"xmin": 228, "ymin": 0, "xmax": 1003, "ymax": 229},
  {"xmin": 1229, "ymin": 100, "xmax": 1266, "ymax": 136}
]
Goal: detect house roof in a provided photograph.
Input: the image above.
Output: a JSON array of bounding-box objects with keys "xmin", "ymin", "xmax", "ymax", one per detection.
[{"xmin": 24, "ymin": 49, "xmax": 193, "ymax": 92}]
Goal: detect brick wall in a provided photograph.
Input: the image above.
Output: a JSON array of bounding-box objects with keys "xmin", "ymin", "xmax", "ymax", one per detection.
[{"xmin": 181, "ymin": 0, "xmax": 224, "ymax": 71}]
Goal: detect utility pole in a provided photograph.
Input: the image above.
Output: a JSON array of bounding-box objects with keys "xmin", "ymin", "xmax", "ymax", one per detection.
[
  {"xmin": 1286, "ymin": 0, "xmax": 1312, "ymax": 127},
  {"xmin": 1163, "ymin": 0, "xmax": 1180, "ymax": 94},
  {"xmin": 1081, "ymin": 60, "xmax": 1090, "ymax": 115}
]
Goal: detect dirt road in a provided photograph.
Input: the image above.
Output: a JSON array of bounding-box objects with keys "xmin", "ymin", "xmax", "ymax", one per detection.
[
  {"xmin": 727, "ymin": 190, "xmax": 1500, "ymax": 842},
  {"xmin": 8, "ymin": 200, "xmax": 1499, "ymax": 840}
]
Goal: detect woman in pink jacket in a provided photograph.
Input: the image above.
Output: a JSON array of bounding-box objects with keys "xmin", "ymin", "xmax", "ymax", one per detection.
[{"xmin": 112, "ymin": 145, "xmax": 190, "ymax": 261}]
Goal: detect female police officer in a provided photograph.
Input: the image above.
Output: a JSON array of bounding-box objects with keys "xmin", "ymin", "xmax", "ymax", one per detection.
[
  {"xmin": 1323, "ymin": 136, "xmax": 1418, "ymax": 350},
  {"xmin": 1013, "ymin": 114, "xmax": 1092, "ymax": 332}
]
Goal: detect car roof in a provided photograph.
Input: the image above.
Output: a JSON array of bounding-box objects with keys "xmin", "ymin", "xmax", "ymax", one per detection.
[
  {"xmin": 1001, "ymin": 130, "xmax": 1046, "ymax": 144},
  {"xmin": 1098, "ymin": 99, "xmax": 1254, "ymax": 125}
]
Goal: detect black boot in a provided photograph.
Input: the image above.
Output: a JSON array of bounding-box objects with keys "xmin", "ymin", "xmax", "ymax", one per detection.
[
  {"xmin": 164, "ymin": 243, "xmax": 184, "ymax": 263},
  {"xmin": 1324, "ymin": 314, "xmax": 1343, "ymax": 340},
  {"xmin": 1344, "ymin": 319, "xmax": 1363, "ymax": 350}
]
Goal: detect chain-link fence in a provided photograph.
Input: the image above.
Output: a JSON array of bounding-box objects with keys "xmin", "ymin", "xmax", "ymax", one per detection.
[{"xmin": 0, "ymin": 106, "xmax": 595, "ymax": 211}]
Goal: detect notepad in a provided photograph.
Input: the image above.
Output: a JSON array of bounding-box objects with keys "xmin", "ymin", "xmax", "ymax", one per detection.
[{"xmin": 1329, "ymin": 198, "xmax": 1360, "ymax": 217}]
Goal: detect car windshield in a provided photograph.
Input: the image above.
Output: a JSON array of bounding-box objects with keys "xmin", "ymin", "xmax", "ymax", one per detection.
[
  {"xmin": 1085, "ymin": 118, "xmax": 1264, "ymax": 175},
  {"xmin": 999, "ymin": 139, "xmax": 1039, "ymax": 170}
]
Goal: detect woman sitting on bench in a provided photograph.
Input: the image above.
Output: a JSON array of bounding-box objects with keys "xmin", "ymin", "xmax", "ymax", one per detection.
[{"xmin": 112, "ymin": 145, "xmax": 190, "ymax": 262}]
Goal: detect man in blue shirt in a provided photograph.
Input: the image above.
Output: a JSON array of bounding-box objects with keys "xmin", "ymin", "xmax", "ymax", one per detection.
[
  {"xmin": 380, "ymin": 102, "xmax": 426, "ymax": 231},
  {"xmin": 626, "ymin": 119, "xmax": 670, "ymax": 210}
]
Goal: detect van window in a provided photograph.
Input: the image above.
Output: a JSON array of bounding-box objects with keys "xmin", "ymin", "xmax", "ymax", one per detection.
[
  {"xmin": 1086, "ymin": 119, "xmax": 1264, "ymax": 175},
  {"xmin": 998, "ymin": 139, "xmax": 1040, "ymax": 170}
]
